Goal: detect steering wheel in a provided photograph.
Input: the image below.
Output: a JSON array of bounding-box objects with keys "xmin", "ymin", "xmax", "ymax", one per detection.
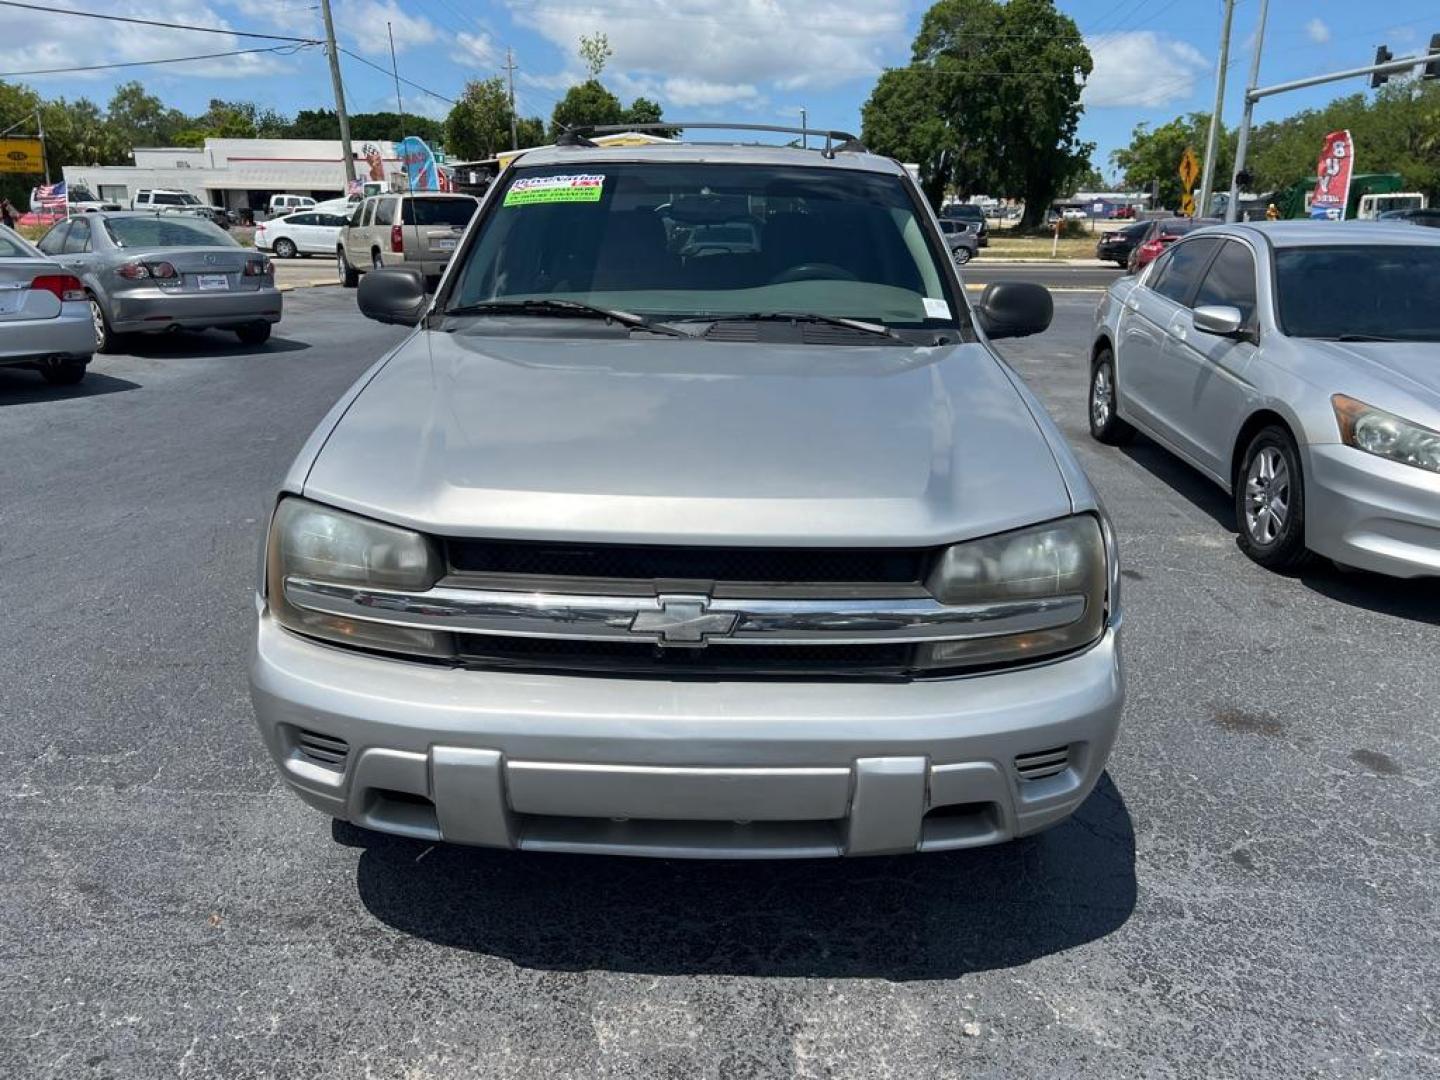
[{"xmin": 770, "ymin": 262, "xmax": 858, "ymax": 284}]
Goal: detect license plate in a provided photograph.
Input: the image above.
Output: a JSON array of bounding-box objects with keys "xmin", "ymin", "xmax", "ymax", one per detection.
[
  {"xmin": 197, "ymin": 274, "xmax": 229, "ymax": 291},
  {"xmin": 434, "ymin": 238, "xmax": 457, "ymax": 251}
]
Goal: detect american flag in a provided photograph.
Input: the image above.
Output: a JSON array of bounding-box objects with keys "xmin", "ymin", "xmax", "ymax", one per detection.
[{"xmin": 32, "ymin": 182, "xmax": 66, "ymax": 211}]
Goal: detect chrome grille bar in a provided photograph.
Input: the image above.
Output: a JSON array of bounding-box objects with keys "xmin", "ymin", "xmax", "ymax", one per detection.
[{"xmin": 285, "ymin": 577, "xmax": 1087, "ymax": 647}]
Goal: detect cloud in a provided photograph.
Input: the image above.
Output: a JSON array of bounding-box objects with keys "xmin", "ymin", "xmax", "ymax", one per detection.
[
  {"xmin": 1083, "ymin": 32, "xmax": 1209, "ymax": 108},
  {"xmin": 1305, "ymin": 18, "xmax": 1331, "ymax": 45},
  {"xmin": 452, "ymin": 30, "xmax": 501, "ymax": 72},
  {"xmin": 506, "ymin": 0, "xmax": 906, "ymax": 109},
  {"xmin": 337, "ymin": 0, "xmax": 439, "ymax": 57}
]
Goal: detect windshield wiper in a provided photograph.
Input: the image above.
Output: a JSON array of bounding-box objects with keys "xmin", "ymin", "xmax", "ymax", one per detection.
[
  {"xmin": 686, "ymin": 312, "xmax": 903, "ymax": 341},
  {"xmin": 1317, "ymin": 333, "xmax": 1412, "ymax": 343},
  {"xmin": 444, "ymin": 298, "xmax": 686, "ymax": 337}
]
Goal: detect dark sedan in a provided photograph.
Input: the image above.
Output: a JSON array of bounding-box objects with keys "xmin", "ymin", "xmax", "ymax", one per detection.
[
  {"xmin": 1096, "ymin": 221, "xmax": 1150, "ymax": 267},
  {"xmin": 1378, "ymin": 207, "xmax": 1440, "ymax": 229},
  {"xmin": 1126, "ymin": 217, "xmax": 1221, "ymax": 274}
]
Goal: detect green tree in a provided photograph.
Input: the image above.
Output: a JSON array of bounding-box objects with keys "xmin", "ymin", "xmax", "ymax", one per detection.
[
  {"xmin": 1111, "ymin": 112, "xmax": 1231, "ymax": 210},
  {"xmin": 623, "ymin": 96, "xmax": 678, "ymax": 137},
  {"xmin": 862, "ymin": 0, "xmax": 1093, "ymax": 225},
  {"xmin": 445, "ymin": 77, "xmax": 514, "ymax": 159},
  {"xmin": 288, "ymin": 109, "xmax": 340, "ymax": 140},
  {"xmin": 349, "ymin": 112, "xmax": 444, "ymax": 145},
  {"xmin": 105, "ymin": 82, "xmax": 187, "ymax": 150},
  {"xmin": 549, "ymin": 79, "xmax": 624, "ymax": 138},
  {"xmin": 515, "ymin": 115, "xmax": 546, "ymax": 148},
  {"xmin": 579, "ymin": 33, "xmax": 613, "ymax": 79}
]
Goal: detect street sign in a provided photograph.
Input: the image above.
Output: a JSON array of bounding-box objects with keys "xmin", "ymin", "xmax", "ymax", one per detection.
[
  {"xmin": 1179, "ymin": 193, "xmax": 1196, "ymax": 217},
  {"xmin": 0, "ymin": 138, "xmax": 44, "ymax": 175},
  {"xmin": 1179, "ymin": 147, "xmax": 1199, "ymax": 191}
]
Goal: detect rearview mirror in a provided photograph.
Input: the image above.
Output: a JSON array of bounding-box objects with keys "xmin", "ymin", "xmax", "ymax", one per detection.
[
  {"xmin": 1192, "ymin": 304, "xmax": 1245, "ymax": 337},
  {"xmin": 975, "ymin": 282, "xmax": 1053, "ymax": 340},
  {"xmin": 358, "ymin": 266, "xmax": 428, "ymax": 327}
]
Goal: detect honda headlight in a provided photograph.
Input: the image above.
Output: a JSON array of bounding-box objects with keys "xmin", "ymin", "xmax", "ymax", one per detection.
[
  {"xmin": 265, "ymin": 497, "xmax": 451, "ymax": 657},
  {"xmin": 916, "ymin": 515, "xmax": 1109, "ymax": 671},
  {"xmin": 1333, "ymin": 395, "xmax": 1440, "ymax": 475}
]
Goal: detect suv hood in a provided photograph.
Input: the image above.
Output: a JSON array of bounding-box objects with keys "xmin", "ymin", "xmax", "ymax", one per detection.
[{"xmin": 301, "ymin": 330, "xmax": 1073, "ymax": 546}]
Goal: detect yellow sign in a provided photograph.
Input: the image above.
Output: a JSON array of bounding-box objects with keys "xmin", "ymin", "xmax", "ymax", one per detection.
[
  {"xmin": 1178, "ymin": 147, "xmax": 1199, "ymax": 191},
  {"xmin": 0, "ymin": 137, "xmax": 44, "ymax": 175},
  {"xmin": 1179, "ymin": 192, "xmax": 1197, "ymax": 217}
]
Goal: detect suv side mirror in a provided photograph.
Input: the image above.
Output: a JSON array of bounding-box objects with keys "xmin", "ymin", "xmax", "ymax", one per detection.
[
  {"xmin": 358, "ymin": 266, "xmax": 428, "ymax": 326},
  {"xmin": 1192, "ymin": 304, "xmax": 1245, "ymax": 337},
  {"xmin": 975, "ymin": 282, "xmax": 1053, "ymax": 340}
]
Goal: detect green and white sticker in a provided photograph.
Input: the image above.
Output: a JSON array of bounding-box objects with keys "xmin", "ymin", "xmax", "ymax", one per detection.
[{"xmin": 504, "ymin": 174, "xmax": 606, "ymax": 206}]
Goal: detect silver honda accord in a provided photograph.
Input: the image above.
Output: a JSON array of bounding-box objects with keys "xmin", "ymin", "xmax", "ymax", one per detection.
[
  {"xmin": 1090, "ymin": 221, "xmax": 1440, "ymax": 577},
  {"xmin": 251, "ymin": 134, "xmax": 1124, "ymax": 858}
]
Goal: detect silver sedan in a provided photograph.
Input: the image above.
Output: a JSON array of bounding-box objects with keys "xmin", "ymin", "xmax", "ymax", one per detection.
[
  {"xmin": 1090, "ymin": 221, "xmax": 1440, "ymax": 578},
  {"xmin": 34, "ymin": 211, "xmax": 282, "ymax": 352},
  {"xmin": 0, "ymin": 225, "xmax": 95, "ymax": 386}
]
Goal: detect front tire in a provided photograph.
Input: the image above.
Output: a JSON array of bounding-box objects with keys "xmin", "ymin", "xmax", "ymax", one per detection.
[
  {"xmin": 1089, "ymin": 351, "xmax": 1135, "ymax": 445},
  {"xmin": 40, "ymin": 360, "xmax": 87, "ymax": 386},
  {"xmin": 337, "ymin": 249, "xmax": 358, "ymax": 288},
  {"xmin": 235, "ymin": 322, "xmax": 272, "ymax": 345},
  {"xmin": 952, "ymin": 246, "xmax": 972, "ymax": 266},
  {"xmin": 1235, "ymin": 426, "xmax": 1309, "ymax": 570},
  {"xmin": 273, "ymin": 237, "xmax": 297, "ymax": 260}
]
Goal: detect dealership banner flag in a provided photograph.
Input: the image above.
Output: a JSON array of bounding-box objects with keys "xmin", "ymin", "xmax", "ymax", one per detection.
[{"xmin": 1310, "ymin": 130, "xmax": 1354, "ymax": 220}]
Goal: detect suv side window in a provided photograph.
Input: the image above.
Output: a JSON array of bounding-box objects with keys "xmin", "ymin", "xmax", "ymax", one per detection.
[
  {"xmin": 37, "ymin": 221, "xmax": 70, "ymax": 255},
  {"xmin": 1192, "ymin": 239, "xmax": 1258, "ymax": 325},
  {"xmin": 361, "ymin": 200, "xmax": 377, "ymax": 227},
  {"xmin": 349, "ymin": 203, "xmax": 365, "ymax": 228},
  {"xmin": 1151, "ymin": 237, "xmax": 1220, "ymax": 306},
  {"xmin": 62, "ymin": 218, "xmax": 91, "ymax": 254},
  {"xmin": 373, "ymin": 198, "xmax": 397, "ymax": 226}
]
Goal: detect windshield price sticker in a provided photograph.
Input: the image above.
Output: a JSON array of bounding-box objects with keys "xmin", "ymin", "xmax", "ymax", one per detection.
[
  {"xmin": 504, "ymin": 174, "xmax": 606, "ymax": 206},
  {"xmin": 923, "ymin": 297, "xmax": 952, "ymax": 320}
]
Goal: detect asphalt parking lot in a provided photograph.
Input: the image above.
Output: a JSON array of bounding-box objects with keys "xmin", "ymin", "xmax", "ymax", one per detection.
[{"xmin": 2, "ymin": 284, "xmax": 1436, "ymax": 1078}]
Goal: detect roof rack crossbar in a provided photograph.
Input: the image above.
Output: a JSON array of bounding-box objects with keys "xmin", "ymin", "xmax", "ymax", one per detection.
[{"xmin": 565, "ymin": 122, "xmax": 867, "ymax": 158}]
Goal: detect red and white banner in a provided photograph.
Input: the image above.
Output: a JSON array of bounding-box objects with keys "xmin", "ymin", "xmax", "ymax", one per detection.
[{"xmin": 1310, "ymin": 130, "xmax": 1354, "ymax": 220}]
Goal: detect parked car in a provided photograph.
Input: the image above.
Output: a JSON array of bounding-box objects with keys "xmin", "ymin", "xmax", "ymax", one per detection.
[
  {"xmin": 1062, "ymin": 207, "xmax": 1089, "ymax": 221},
  {"xmin": 336, "ymin": 192, "xmax": 479, "ymax": 286},
  {"xmin": 35, "ymin": 211, "xmax": 282, "ymax": 351},
  {"xmin": 255, "ymin": 210, "xmax": 350, "ymax": 259},
  {"xmin": 1090, "ymin": 221, "xmax": 1440, "ymax": 576},
  {"xmin": 0, "ymin": 225, "xmax": 94, "ymax": 385},
  {"xmin": 1378, "ymin": 207, "xmax": 1440, "ymax": 229},
  {"xmin": 131, "ymin": 189, "xmax": 204, "ymax": 212},
  {"xmin": 251, "ymin": 133, "xmax": 1124, "ymax": 859},
  {"xmin": 1096, "ymin": 220, "xmax": 1150, "ymax": 267},
  {"xmin": 940, "ymin": 202, "xmax": 988, "ymax": 246},
  {"xmin": 1126, "ymin": 217, "xmax": 1220, "ymax": 274},
  {"xmin": 938, "ymin": 218, "xmax": 979, "ymax": 264},
  {"xmin": 269, "ymin": 194, "xmax": 317, "ymax": 217}
]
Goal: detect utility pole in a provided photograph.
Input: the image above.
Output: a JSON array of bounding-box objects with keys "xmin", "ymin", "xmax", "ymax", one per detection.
[
  {"xmin": 1226, "ymin": 0, "xmax": 1269, "ymax": 222},
  {"xmin": 505, "ymin": 48, "xmax": 518, "ymax": 152},
  {"xmin": 1198, "ymin": 0, "xmax": 1235, "ymax": 219},
  {"xmin": 36, "ymin": 107, "xmax": 49, "ymax": 185},
  {"xmin": 319, "ymin": 0, "xmax": 355, "ymax": 187},
  {"xmin": 800, "ymin": 106, "xmax": 807, "ymax": 150},
  {"xmin": 388, "ymin": 22, "xmax": 412, "ymax": 194}
]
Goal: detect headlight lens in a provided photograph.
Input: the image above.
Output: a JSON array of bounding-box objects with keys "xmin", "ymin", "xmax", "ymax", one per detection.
[
  {"xmin": 1333, "ymin": 395, "xmax": 1440, "ymax": 475},
  {"xmin": 265, "ymin": 497, "xmax": 451, "ymax": 657},
  {"xmin": 916, "ymin": 515, "xmax": 1108, "ymax": 671}
]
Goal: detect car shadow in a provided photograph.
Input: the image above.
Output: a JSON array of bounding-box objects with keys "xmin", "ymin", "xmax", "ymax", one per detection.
[
  {"xmin": 0, "ymin": 367, "xmax": 140, "ymax": 405},
  {"xmin": 1119, "ymin": 435, "xmax": 1235, "ymax": 530},
  {"xmin": 119, "ymin": 331, "xmax": 310, "ymax": 358},
  {"xmin": 1297, "ymin": 561, "xmax": 1440, "ymax": 626},
  {"xmin": 345, "ymin": 773, "xmax": 1136, "ymax": 981}
]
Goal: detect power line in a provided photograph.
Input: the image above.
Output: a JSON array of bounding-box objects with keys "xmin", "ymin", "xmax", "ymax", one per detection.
[
  {"xmin": 0, "ymin": 0, "xmax": 320, "ymax": 42},
  {"xmin": 339, "ymin": 47, "xmax": 457, "ymax": 105},
  {"xmin": 0, "ymin": 44, "xmax": 312, "ymax": 79}
]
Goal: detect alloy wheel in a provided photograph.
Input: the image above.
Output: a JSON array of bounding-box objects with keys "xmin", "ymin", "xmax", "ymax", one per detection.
[
  {"xmin": 1091, "ymin": 364, "xmax": 1113, "ymax": 430},
  {"xmin": 89, "ymin": 299, "xmax": 106, "ymax": 350},
  {"xmin": 1244, "ymin": 446, "xmax": 1291, "ymax": 546}
]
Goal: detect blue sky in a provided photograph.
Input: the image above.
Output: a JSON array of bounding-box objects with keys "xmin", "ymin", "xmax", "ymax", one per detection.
[{"xmin": 7, "ymin": 1, "xmax": 1438, "ymax": 177}]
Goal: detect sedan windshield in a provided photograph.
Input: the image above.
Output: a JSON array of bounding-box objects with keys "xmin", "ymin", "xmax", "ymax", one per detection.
[
  {"xmin": 1276, "ymin": 245, "xmax": 1440, "ymax": 342},
  {"xmin": 447, "ymin": 162, "xmax": 958, "ymax": 328},
  {"xmin": 104, "ymin": 216, "xmax": 236, "ymax": 249}
]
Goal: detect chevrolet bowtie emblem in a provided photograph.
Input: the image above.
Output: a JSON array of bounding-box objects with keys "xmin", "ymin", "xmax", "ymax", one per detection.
[{"xmin": 630, "ymin": 596, "xmax": 738, "ymax": 647}]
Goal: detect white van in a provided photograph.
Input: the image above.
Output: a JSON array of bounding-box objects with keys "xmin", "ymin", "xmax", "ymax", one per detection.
[
  {"xmin": 268, "ymin": 194, "xmax": 317, "ymax": 216},
  {"xmin": 132, "ymin": 189, "xmax": 205, "ymax": 211}
]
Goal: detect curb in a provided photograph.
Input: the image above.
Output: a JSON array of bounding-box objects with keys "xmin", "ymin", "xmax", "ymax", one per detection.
[{"xmin": 276, "ymin": 280, "xmax": 342, "ymax": 293}]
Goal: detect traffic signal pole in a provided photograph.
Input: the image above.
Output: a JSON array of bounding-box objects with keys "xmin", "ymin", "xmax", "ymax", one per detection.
[
  {"xmin": 1225, "ymin": 0, "xmax": 1268, "ymax": 223},
  {"xmin": 1197, "ymin": 0, "xmax": 1235, "ymax": 220}
]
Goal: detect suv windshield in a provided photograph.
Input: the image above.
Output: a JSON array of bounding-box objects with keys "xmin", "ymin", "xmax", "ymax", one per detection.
[
  {"xmin": 105, "ymin": 216, "xmax": 236, "ymax": 248},
  {"xmin": 447, "ymin": 162, "xmax": 958, "ymax": 328},
  {"xmin": 1276, "ymin": 245, "xmax": 1440, "ymax": 342},
  {"xmin": 404, "ymin": 198, "xmax": 477, "ymax": 227}
]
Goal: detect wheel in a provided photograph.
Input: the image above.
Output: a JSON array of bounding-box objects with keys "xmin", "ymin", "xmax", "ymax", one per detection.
[
  {"xmin": 273, "ymin": 237, "xmax": 297, "ymax": 260},
  {"xmin": 39, "ymin": 360, "xmax": 87, "ymax": 385},
  {"xmin": 1235, "ymin": 426, "xmax": 1309, "ymax": 570},
  {"xmin": 89, "ymin": 297, "xmax": 117, "ymax": 354},
  {"xmin": 337, "ymin": 249, "xmax": 358, "ymax": 288},
  {"xmin": 235, "ymin": 322, "xmax": 272, "ymax": 345},
  {"xmin": 951, "ymin": 246, "xmax": 972, "ymax": 266},
  {"xmin": 371, "ymin": 250, "xmax": 384, "ymax": 271},
  {"xmin": 1088, "ymin": 351, "xmax": 1135, "ymax": 445}
]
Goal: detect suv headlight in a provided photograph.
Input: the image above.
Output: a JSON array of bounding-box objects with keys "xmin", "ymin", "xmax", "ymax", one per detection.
[
  {"xmin": 1333, "ymin": 395, "xmax": 1440, "ymax": 475},
  {"xmin": 265, "ymin": 497, "xmax": 451, "ymax": 657},
  {"xmin": 916, "ymin": 515, "xmax": 1109, "ymax": 671}
]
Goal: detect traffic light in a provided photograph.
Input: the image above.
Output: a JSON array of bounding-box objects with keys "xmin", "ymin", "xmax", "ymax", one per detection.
[
  {"xmin": 1370, "ymin": 45, "xmax": 1394, "ymax": 88},
  {"xmin": 1234, "ymin": 168, "xmax": 1253, "ymax": 191},
  {"xmin": 1424, "ymin": 34, "xmax": 1440, "ymax": 80}
]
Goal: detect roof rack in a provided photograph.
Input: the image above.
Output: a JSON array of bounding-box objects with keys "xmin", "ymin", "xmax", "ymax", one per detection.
[{"xmin": 556, "ymin": 122, "xmax": 867, "ymax": 159}]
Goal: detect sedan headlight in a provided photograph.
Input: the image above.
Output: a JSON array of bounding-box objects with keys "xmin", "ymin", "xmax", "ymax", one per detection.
[
  {"xmin": 265, "ymin": 497, "xmax": 451, "ymax": 657},
  {"xmin": 1333, "ymin": 395, "xmax": 1440, "ymax": 475},
  {"xmin": 916, "ymin": 515, "xmax": 1109, "ymax": 671}
]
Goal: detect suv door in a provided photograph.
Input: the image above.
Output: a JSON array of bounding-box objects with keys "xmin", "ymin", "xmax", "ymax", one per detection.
[
  {"xmin": 346, "ymin": 198, "xmax": 376, "ymax": 265},
  {"xmin": 1160, "ymin": 238, "xmax": 1262, "ymax": 478},
  {"xmin": 371, "ymin": 197, "xmax": 398, "ymax": 267}
]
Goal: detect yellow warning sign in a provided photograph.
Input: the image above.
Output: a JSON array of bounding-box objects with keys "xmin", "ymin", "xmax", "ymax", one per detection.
[
  {"xmin": 1179, "ymin": 148, "xmax": 1199, "ymax": 192},
  {"xmin": 1179, "ymin": 192, "xmax": 1197, "ymax": 217}
]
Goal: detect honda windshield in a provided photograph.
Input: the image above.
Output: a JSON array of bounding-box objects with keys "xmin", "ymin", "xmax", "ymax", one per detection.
[
  {"xmin": 446, "ymin": 162, "xmax": 961, "ymax": 329},
  {"xmin": 1276, "ymin": 245, "xmax": 1440, "ymax": 342}
]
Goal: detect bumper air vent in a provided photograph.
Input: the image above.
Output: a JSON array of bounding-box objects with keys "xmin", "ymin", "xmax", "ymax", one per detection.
[
  {"xmin": 1014, "ymin": 746, "xmax": 1070, "ymax": 782},
  {"xmin": 296, "ymin": 729, "xmax": 350, "ymax": 770}
]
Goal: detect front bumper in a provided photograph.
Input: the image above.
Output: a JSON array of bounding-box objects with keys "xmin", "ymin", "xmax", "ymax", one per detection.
[
  {"xmin": 249, "ymin": 614, "xmax": 1125, "ymax": 858},
  {"xmin": 1306, "ymin": 444, "xmax": 1440, "ymax": 578},
  {"xmin": 0, "ymin": 308, "xmax": 96, "ymax": 363},
  {"xmin": 108, "ymin": 285, "xmax": 283, "ymax": 333}
]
